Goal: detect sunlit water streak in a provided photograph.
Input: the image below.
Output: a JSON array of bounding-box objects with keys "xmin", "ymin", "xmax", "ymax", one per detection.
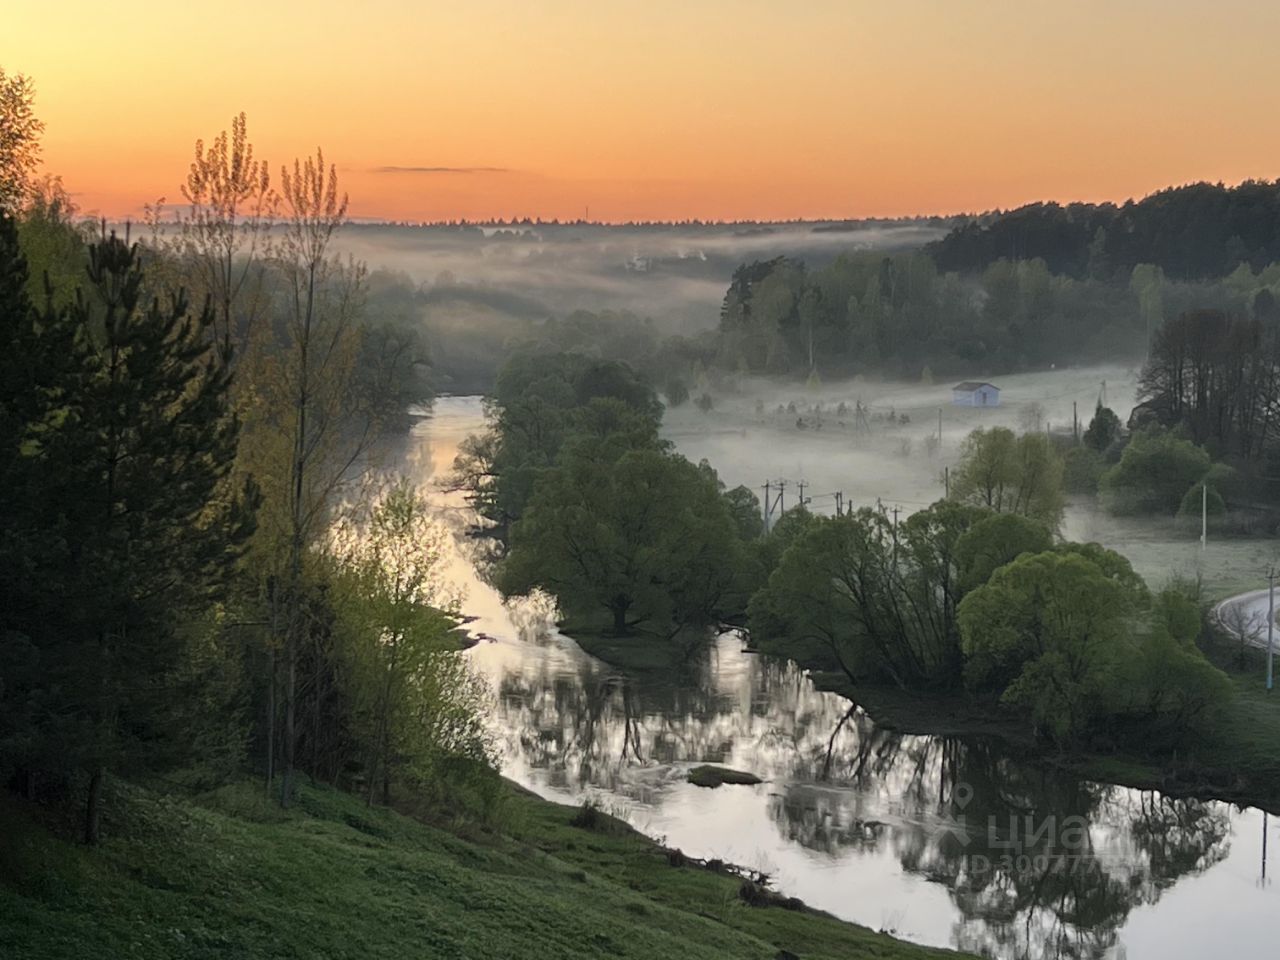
[{"xmin": 400, "ymin": 395, "xmax": 1276, "ymax": 960}]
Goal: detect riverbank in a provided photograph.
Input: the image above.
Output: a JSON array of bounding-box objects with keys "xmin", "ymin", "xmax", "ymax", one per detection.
[
  {"xmin": 0, "ymin": 777, "xmax": 971, "ymax": 960},
  {"xmin": 810, "ymin": 664, "xmax": 1280, "ymax": 816},
  {"xmin": 570, "ymin": 626, "xmax": 1280, "ymax": 815}
]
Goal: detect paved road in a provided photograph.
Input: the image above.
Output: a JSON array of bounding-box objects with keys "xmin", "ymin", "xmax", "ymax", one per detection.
[{"xmin": 1212, "ymin": 588, "xmax": 1280, "ymax": 651}]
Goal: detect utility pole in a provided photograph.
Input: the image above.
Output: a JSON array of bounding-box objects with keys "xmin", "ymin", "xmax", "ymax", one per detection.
[
  {"xmin": 1073, "ymin": 401, "xmax": 1079, "ymax": 443},
  {"xmin": 1262, "ymin": 563, "xmax": 1278, "ymax": 694},
  {"xmin": 835, "ymin": 491, "xmax": 843, "ymax": 517},
  {"xmin": 1261, "ymin": 811, "xmax": 1270, "ymax": 888},
  {"xmin": 944, "ymin": 466, "xmax": 950, "ymax": 498},
  {"xmin": 797, "ymin": 480, "xmax": 807, "ymax": 511},
  {"xmin": 891, "ymin": 505, "xmax": 901, "ymax": 565},
  {"xmin": 762, "ymin": 480, "xmax": 772, "ymax": 535},
  {"xmin": 1201, "ymin": 483, "xmax": 1208, "ymax": 553},
  {"xmin": 777, "ymin": 479, "xmax": 787, "ymax": 516}
]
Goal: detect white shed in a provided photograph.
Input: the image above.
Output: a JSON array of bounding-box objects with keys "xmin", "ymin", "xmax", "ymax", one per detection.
[{"xmin": 951, "ymin": 381, "xmax": 1001, "ymax": 407}]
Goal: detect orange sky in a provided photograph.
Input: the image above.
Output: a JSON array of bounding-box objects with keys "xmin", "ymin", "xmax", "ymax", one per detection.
[{"xmin": 5, "ymin": 0, "xmax": 1280, "ymax": 222}]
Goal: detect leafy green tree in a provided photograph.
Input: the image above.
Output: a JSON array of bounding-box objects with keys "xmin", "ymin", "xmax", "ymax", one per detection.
[
  {"xmin": 754, "ymin": 506, "xmax": 822, "ymax": 575},
  {"xmin": 1054, "ymin": 541, "xmax": 1150, "ymax": 599},
  {"xmin": 747, "ymin": 516, "xmax": 869, "ymax": 682},
  {"xmin": 1131, "ymin": 264, "xmax": 1165, "ymax": 342},
  {"xmin": 1083, "ymin": 403, "xmax": 1121, "ymax": 452},
  {"xmin": 1099, "ymin": 429, "xmax": 1211, "ymax": 514},
  {"xmin": 454, "ymin": 353, "xmax": 662, "ymax": 529},
  {"xmin": 750, "ymin": 502, "xmax": 985, "ymax": 688},
  {"xmin": 954, "ymin": 512, "xmax": 1054, "ymax": 592},
  {"xmin": 171, "ymin": 112, "xmax": 275, "ymax": 361},
  {"xmin": 958, "ymin": 549, "xmax": 1144, "ymax": 743},
  {"xmin": 330, "ymin": 480, "xmax": 486, "ymax": 806},
  {"xmin": 500, "ymin": 446, "xmax": 740, "ymax": 635},
  {"xmin": 16, "ymin": 176, "xmax": 86, "ymax": 309},
  {"xmin": 949, "ymin": 427, "xmax": 1065, "ymax": 527},
  {"xmin": 0, "ymin": 68, "xmax": 42, "ymax": 212},
  {"xmin": 1119, "ymin": 585, "xmax": 1231, "ymax": 745},
  {"xmin": 1177, "ymin": 482, "xmax": 1225, "ymax": 523},
  {"xmin": 722, "ymin": 485, "xmax": 764, "ymax": 541},
  {"xmin": 1062, "ymin": 445, "xmax": 1106, "ymax": 494}
]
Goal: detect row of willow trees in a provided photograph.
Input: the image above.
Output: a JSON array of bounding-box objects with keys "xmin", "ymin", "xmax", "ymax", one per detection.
[
  {"xmin": 0, "ymin": 99, "xmax": 492, "ymax": 844},
  {"xmin": 748, "ymin": 503, "xmax": 1230, "ymax": 749}
]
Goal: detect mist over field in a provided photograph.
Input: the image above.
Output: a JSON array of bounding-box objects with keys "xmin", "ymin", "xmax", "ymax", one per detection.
[
  {"xmin": 664, "ymin": 364, "xmax": 1141, "ymax": 517},
  {"xmin": 337, "ymin": 220, "xmax": 947, "ymax": 330}
]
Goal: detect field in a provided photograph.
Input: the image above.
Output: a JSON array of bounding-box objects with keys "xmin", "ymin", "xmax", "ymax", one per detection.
[{"xmin": 664, "ymin": 363, "xmax": 1280, "ymax": 601}]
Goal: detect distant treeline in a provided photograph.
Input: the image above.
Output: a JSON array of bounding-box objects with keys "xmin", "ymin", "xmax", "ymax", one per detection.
[
  {"xmin": 713, "ymin": 251, "xmax": 1280, "ymax": 378},
  {"xmin": 927, "ymin": 181, "xmax": 1280, "ymax": 281}
]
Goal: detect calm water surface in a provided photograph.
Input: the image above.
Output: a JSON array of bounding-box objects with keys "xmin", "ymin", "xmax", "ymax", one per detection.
[{"xmin": 408, "ymin": 396, "xmax": 1276, "ymax": 960}]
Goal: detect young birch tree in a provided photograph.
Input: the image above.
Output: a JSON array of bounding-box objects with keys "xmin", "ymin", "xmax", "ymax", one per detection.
[
  {"xmin": 175, "ymin": 112, "xmax": 276, "ymax": 362},
  {"xmin": 330, "ymin": 479, "xmax": 467, "ymax": 806},
  {"xmin": 241, "ymin": 150, "xmax": 382, "ymax": 806},
  {"xmin": 0, "ymin": 68, "xmax": 42, "ymax": 212}
]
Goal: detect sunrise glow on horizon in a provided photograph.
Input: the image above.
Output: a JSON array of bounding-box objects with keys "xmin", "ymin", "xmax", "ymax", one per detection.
[{"xmin": 6, "ymin": 0, "xmax": 1280, "ymax": 222}]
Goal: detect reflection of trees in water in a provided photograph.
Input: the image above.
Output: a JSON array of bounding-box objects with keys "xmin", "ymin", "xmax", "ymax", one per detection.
[
  {"xmin": 487, "ymin": 632, "xmax": 862, "ymax": 795},
  {"xmin": 770, "ymin": 730, "xmax": 1232, "ymax": 960},
  {"xmin": 482, "ymin": 631, "xmax": 1232, "ymax": 959}
]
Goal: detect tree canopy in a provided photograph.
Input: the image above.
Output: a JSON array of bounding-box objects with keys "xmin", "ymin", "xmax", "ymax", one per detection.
[{"xmin": 948, "ymin": 427, "xmax": 1065, "ymax": 528}]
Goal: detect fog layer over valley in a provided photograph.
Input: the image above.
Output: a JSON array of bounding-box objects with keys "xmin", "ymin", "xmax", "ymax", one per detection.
[
  {"xmin": 663, "ymin": 364, "xmax": 1276, "ymax": 594},
  {"xmin": 665, "ymin": 365, "xmax": 1138, "ymax": 516},
  {"xmin": 338, "ymin": 220, "xmax": 947, "ymax": 325}
]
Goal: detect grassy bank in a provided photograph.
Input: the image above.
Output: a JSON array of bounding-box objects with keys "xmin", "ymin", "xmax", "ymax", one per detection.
[{"xmin": 0, "ymin": 777, "xmax": 969, "ymax": 960}]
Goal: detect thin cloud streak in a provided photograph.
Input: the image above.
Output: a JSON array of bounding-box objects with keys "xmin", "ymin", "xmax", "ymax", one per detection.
[{"xmin": 371, "ymin": 165, "xmax": 510, "ymax": 175}]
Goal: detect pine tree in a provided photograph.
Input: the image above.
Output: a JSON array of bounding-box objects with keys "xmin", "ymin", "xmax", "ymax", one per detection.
[
  {"xmin": 0, "ymin": 211, "xmax": 82, "ymax": 798},
  {"xmin": 1, "ymin": 227, "xmax": 256, "ymax": 842}
]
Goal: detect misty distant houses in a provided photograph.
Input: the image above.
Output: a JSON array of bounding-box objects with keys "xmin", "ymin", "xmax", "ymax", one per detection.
[{"xmin": 951, "ymin": 381, "xmax": 1001, "ymax": 407}]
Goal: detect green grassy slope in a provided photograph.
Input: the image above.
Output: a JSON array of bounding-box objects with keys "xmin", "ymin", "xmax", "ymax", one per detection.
[{"xmin": 0, "ymin": 779, "xmax": 969, "ymax": 960}]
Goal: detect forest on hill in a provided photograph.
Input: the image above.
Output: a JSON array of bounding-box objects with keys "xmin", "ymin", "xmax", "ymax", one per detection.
[{"xmin": 927, "ymin": 180, "xmax": 1280, "ymax": 281}]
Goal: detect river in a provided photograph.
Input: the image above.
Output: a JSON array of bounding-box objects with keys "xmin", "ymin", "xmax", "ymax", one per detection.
[{"xmin": 405, "ymin": 395, "xmax": 1276, "ymax": 960}]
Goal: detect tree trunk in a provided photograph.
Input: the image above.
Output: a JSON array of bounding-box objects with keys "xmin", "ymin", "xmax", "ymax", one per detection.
[
  {"xmin": 84, "ymin": 766, "xmax": 104, "ymax": 846},
  {"xmin": 265, "ymin": 643, "xmax": 276, "ymax": 795},
  {"xmin": 281, "ymin": 650, "xmax": 296, "ymax": 808}
]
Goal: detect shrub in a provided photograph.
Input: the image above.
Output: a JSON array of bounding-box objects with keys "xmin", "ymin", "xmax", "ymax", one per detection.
[
  {"xmin": 663, "ymin": 376, "xmax": 690, "ymax": 407},
  {"xmin": 1176, "ymin": 482, "xmax": 1226, "ymax": 527},
  {"xmin": 1083, "ymin": 404, "xmax": 1121, "ymax": 452},
  {"xmin": 1099, "ymin": 429, "xmax": 1211, "ymax": 514},
  {"xmin": 1062, "ymin": 446, "xmax": 1106, "ymax": 495}
]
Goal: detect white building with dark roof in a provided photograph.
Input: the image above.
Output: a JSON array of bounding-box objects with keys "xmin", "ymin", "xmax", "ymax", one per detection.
[{"xmin": 951, "ymin": 381, "xmax": 1001, "ymax": 407}]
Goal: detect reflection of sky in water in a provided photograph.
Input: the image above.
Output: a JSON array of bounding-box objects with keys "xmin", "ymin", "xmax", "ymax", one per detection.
[{"xmin": 404, "ymin": 396, "xmax": 1277, "ymax": 960}]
